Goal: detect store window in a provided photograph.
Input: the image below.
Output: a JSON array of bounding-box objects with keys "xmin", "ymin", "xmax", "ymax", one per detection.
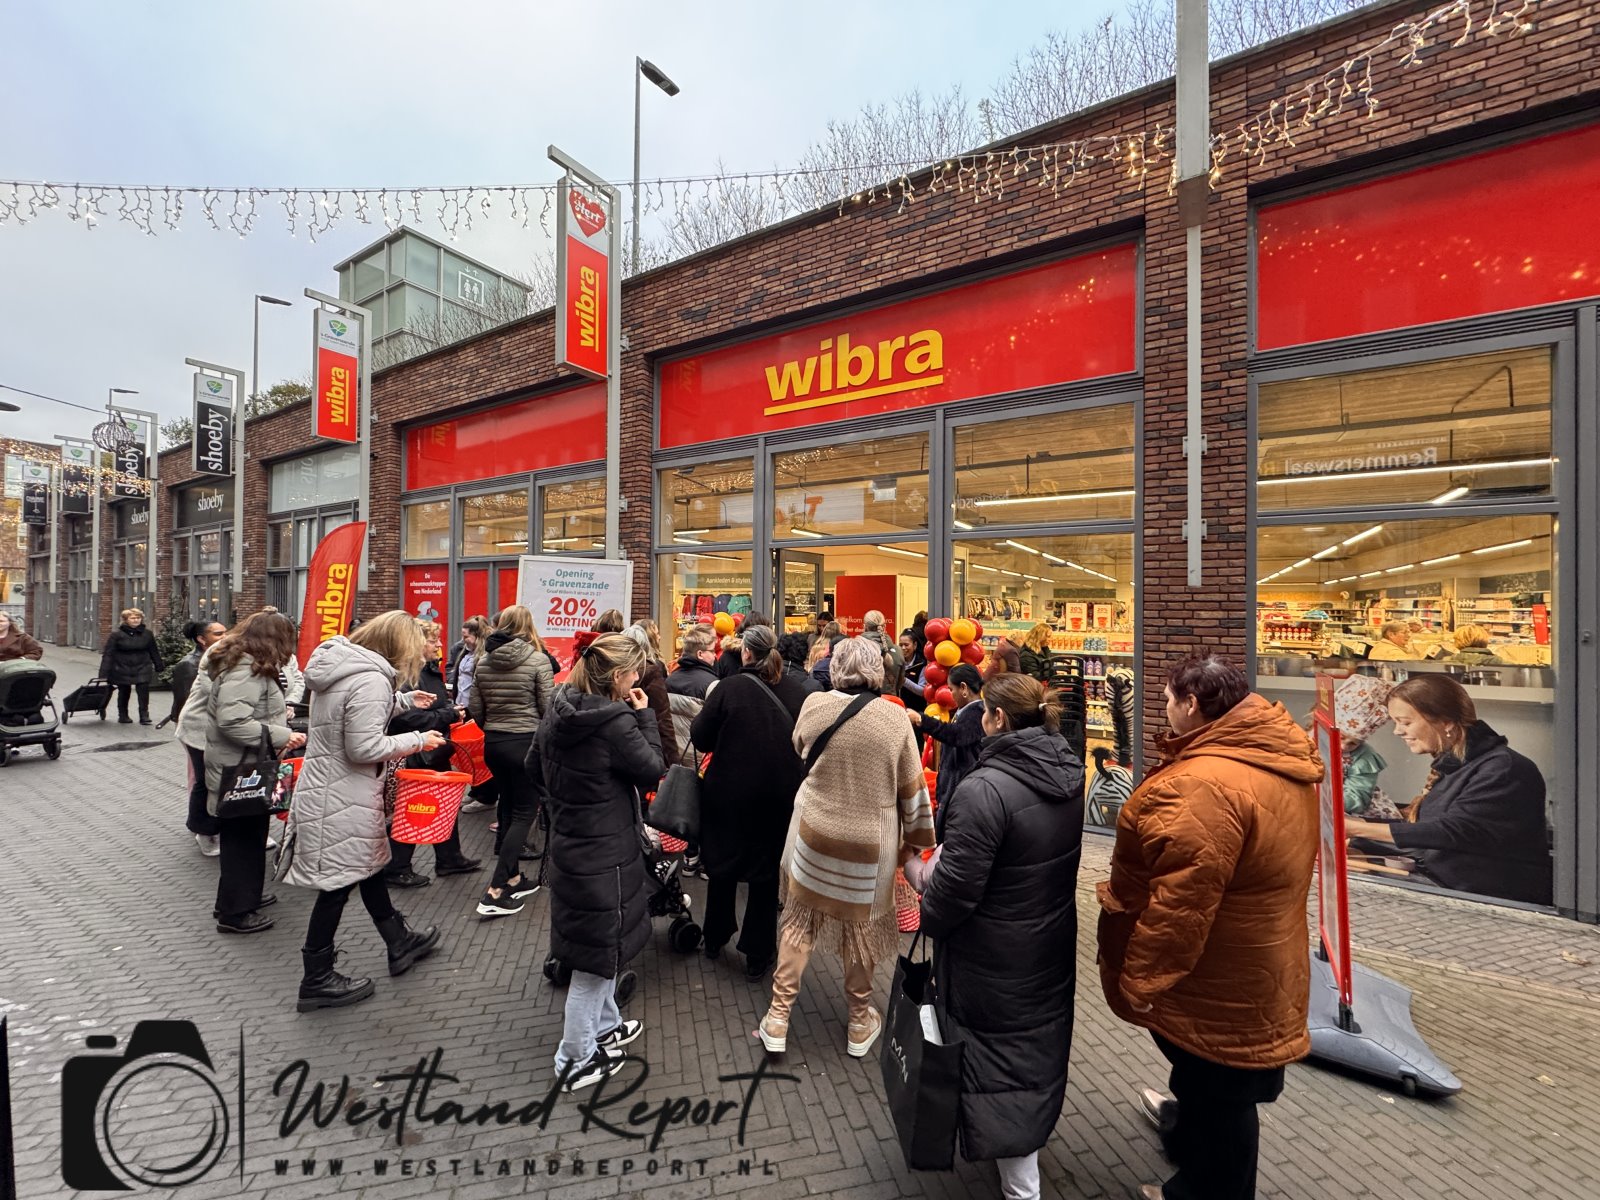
[
  {"xmin": 269, "ymin": 447, "xmax": 360, "ymax": 512},
  {"xmin": 657, "ymin": 550, "xmax": 755, "ymax": 657},
  {"xmin": 404, "ymin": 499, "xmax": 451, "ymax": 559},
  {"xmin": 1254, "ymin": 346, "xmax": 1559, "ymax": 909},
  {"xmin": 953, "ymin": 532, "xmax": 1137, "ymax": 828},
  {"xmin": 267, "ymin": 521, "xmax": 292, "ymax": 569},
  {"xmin": 538, "ymin": 475, "xmax": 605, "ymax": 553},
  {"xmin": 953, "ymin": 405, "xmax": 1135, "ymax": 526},
  {"xmin": 460, "ymin": 489, "xmax": 530, "ymax": 557},
  {"xmin": 773, "ymin": 432, "xmax": 928, "ymax": 540},
  {"xmin": 659, "ymin": 456, "xmax": 755, "ymax": 546},
  {"xmin": 1257, "ymin": 348, "xmax": 1553, "ymax": 512}
]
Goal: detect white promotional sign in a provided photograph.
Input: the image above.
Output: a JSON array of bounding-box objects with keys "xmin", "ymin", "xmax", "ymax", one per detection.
[{"xmin": 517, "ymin": 554, "xmax": 634, "ymax": 670}]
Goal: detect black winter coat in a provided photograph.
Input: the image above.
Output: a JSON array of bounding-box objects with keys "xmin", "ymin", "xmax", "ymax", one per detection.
[
  {"xmin": 168, "ymin": 648, "xmax": 202, "ymax": 723},
  {"xmin": 690, "ymin": 668, "xmax": 807, "ymax": 880},
  {"xmin": 387, "ymin": 659, "xmax": 458, "ymax": 770},
  {"xmin": 918, "ymin": 726, "xmax": 1084, "ymax": 1162},
  {"xmin": 537, "ymin": 688, "xmax": 664, "ymax": 978},
  {"xmin": 665, "ymin": 657, "xmax": 717, "ymax": 699},
  {"xmin": 99, "ymin": 624, "xmax": 163, "ymax": 685},
  {"xmin": 1386, "ymin": 720, "xmax": 1551, "ymax": 904}
]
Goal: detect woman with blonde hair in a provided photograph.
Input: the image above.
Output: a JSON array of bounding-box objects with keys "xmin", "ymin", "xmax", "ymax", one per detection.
[
  {"xmin": 536, "ymin": 633, "xmax": 664, "ymax": 1091},
  {"xmin": 1019, "ymin": 622, "xmax": 1054, "ymax": 682},
  {"xmin": 468, "ymin": 604, "xmax": 553, "ymax": 917},
  {"xmin": 759, "ymin": 637, "xmax": 935, "ymax": 1057},
  {"xmin": 284, "ymin": 610, "xmax": 449, "ymax": 1010},
  {"xmin": 99, "ymin": 606, "xmax": 164, "ymax": 724}
]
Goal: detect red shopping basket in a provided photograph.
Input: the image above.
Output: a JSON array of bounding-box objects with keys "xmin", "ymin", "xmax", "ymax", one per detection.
[
  {"xmin": 392, "ymin": 769, "xmax": 471, "ymax": 844},
  {"xmin": 894, "ymin": 867, "xmax": 920, "ymax": 933},
  {"xmin": 276, "ymin": 757, "xmax": 305, "ymax": 820},
  {"xmin": 448, "ymin": 720, "xmax": 493, "ymax": 787}
]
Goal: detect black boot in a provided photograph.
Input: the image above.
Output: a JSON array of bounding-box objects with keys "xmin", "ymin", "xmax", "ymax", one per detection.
[
  {"xmin": 376, "ymin": 913, "xmax": 440, "ymax": 977},
  {"xmin": 296, "ymin": 946, "xmax": 374, "ymax": 1012}
]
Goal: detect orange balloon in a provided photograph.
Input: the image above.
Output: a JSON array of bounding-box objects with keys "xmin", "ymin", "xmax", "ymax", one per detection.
[
  {"xmin": 948, "ymin": 618, "xmax": 977, "ymax": 646},
  {"xmin": 933, "ymin": 639, "xmax": 962, "ymax": 667},
  {"xmin": 712, "ymin": 613, "xmax": 736, "ymax": 636},
  {"xmin": 883, "ymin": 694, "xmax": 906, "ymax": 708},
  {"xmin": 923, "ymin": 703, "xmax": 947, "ymax": 722}
]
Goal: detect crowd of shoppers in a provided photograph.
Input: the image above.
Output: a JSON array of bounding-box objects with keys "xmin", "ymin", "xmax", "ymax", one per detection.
[{"xmin": 132, "ymin": 582, "xmax": 1343, "ymax": 1197}]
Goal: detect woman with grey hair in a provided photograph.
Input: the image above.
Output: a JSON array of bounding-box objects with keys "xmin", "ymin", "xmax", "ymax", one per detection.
[
  {"xmin": 690, "ymin": 622, "xmax": 809, "ymax": 978},
  {"xmin": 759, "ymin": 637, "xmax": 935, "ymax": 1056},
  {"xmin": 623, "ymin": 621, "xmax": 677, "ymax": 768}
]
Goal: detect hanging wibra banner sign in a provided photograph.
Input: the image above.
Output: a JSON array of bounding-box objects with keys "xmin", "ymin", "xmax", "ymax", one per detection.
[
  {"xmin": 297, "ymin": 521, "xmax": 368, "ymax": 665},
  {"xmin": 554, "ymin": 175, "xmax": 611, "ymax": 381},
  {"xmin": 193, "ymin": 374, "xmax": 234, "ymax": 476},
  {"xmin": 313, "ymin": 310, "xmax": 360, "ymax": 443},
  {"xmin": 112, "ymin": 411, "xmax": 150, "ymax": 498},
  {"xmin": 22, "ymin": 459, "xmax": 50, "ymax": 524}
]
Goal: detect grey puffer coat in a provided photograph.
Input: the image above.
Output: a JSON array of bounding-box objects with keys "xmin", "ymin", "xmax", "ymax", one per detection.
[
  {"xmin": 202, "ymin": 655, "xmax": 293, "ymax": 814},
  {"xmin": 283, "ymin": 637, "xmax": 429, "ymax": 891},
  {"xmin": 466, "ymin": 632, "xmax": 552, "ymax": 734}
]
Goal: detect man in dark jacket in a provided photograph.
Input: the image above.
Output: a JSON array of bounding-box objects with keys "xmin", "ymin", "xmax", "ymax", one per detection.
[
  {"xmin": 909, "ymin": 663, "xmax": 985, "ymax": 829},
  {"xmin": 99, "ymin": 608, "xmax": 165, "ymax": 724},
  {"xmin": 665, "ymin": 625, "xmax": 718, "ymax": 699},
  {"xmin": 915, "ymin": 692, "xmax": 1083, "ymax": 1200}
]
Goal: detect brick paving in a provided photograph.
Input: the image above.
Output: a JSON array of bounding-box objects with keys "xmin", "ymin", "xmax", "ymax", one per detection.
[{"xmin": 3, "ymin": 646, "xmax": 1599, "ymax": 1198}]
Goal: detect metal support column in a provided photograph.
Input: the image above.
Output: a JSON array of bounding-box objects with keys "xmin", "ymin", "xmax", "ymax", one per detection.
[{"xmin": 1177, "ymin": 0, "xmax": 1210, "ymax": 586}]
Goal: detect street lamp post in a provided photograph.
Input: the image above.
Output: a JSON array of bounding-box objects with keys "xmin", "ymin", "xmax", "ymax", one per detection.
[
  {"xmin": 633, "ymin": 56, "xmax": 680, "ymax": 276},
  {"xmin": 241, "ymin": 295, "xmax": 292, "ymax": 609}
]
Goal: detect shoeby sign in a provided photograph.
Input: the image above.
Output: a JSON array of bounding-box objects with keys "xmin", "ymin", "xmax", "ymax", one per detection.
[{"xmin": 49, "ymin": 1021, "xmax": 795, "ymax": 1191}]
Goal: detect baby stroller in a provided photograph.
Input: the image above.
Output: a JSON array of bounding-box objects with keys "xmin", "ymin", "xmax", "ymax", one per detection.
[
  {"xmin": 0, "ymin": 661, "xmax": 63, "ymax": 765},
  {"xmin": 542, "ymin": 826, "xmax": 704, "ymax": 999}
]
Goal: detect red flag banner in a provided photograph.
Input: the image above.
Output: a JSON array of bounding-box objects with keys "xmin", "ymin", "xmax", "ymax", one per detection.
[{"xmin": 297, "ymin": 521, "xmax": 368, "ymax": 666}]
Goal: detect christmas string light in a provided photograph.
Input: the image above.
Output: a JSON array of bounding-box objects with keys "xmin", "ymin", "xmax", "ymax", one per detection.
[{"xmin": 0, "ymin": 1, "xmax": 1537, "ymax": 241}]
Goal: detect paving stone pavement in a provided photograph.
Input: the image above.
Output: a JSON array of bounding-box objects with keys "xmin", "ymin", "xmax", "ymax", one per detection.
[{"xmin": 3, "ymin": 646, "xmax": 1599, "ymax": 1198}]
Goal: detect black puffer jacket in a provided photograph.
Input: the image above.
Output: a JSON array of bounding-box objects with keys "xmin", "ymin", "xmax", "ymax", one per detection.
[
  {"xmin": 665, "ymin": 656, "xmax": 717, "ymax": 699},
  {"xmin": 99, "ymin": 623, "xmax": 164, "ymax": 685},
  {"xmin": 689, "ymin": 669, "xmax": 807, "ymax": 880},
  {"xmin": 918, "ymin": 726, "xmax": 1084, "ymax": 1162},
  {"xmin": 466, "ymin": 632, "xmax": 552, "ymax": 735},
  {"xmin": 537, "ymin": 688, "xmax": 664, "ymax": 978},
  {"xmin": 388, "ymin": 659, "xmax": 458, "ymax": 770},
  {"xmin": 1386, "ymin": 719, "xmax": 1551, "ymax": 904}
]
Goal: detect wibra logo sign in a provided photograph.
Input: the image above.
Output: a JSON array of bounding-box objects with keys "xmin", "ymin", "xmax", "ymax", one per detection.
[
  {"xmin": 763, "ymin": 328, "xmax": 943, "ymax": 417},
  {"xmin": 205, "ymin": 379, "xmax": 224, "ymax": 395},
  {"xmin": 569, "ymin": 189, "xmax": 606, "ymax": 238}
]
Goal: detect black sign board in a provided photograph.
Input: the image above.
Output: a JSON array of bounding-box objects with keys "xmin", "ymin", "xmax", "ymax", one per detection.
[
  {"xmin": 193, "ymin": 398, "xmax": 233, "ymax": 477},
  {"xmin": 175, "ymin": 484, "xmax": 234, "ymax": 528},
  {"xmin": 21, "ymin": 483, "xmax": 48, "ymax": 525},
  {"xmin": 61, "ymin": 465, "xmax": 90, "ymax": 514},
  {"xmin": 114, "ymin": 438, "xmax": 148, "ymax": 498}
]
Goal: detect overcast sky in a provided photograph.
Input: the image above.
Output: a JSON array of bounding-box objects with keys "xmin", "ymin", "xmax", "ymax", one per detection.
[{"xmin": 0, "ymin": 1, "xmax": 1105, "ymax": 445}]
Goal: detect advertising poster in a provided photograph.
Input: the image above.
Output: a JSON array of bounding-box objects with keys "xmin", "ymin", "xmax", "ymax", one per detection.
[
  {"xmin": 21, "ymin": 459, "xmax": 50, "ymax": 525},
  {"xmin": 312, "ymin": 310, "xmax": 361, "ymax": 443},
  {"xmin": 295, "ymin": 522, "xmax": 367, "ymax": 666},
  {"xmin": 516, "ymin": 555, "xmax": 633, "ymax": 671},
  {"xmin": 554, "ymin": 177, "xmax": 611, "ymax": 381},
  {"xmin": 402, "ymin": 565, "xmax": 450, "ymax": 626}
]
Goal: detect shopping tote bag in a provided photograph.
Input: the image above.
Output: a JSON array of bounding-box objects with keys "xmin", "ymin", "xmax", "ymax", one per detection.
[{"xmin": 880, "ymin": 933, "xmax": 963, "ymax": 1170}]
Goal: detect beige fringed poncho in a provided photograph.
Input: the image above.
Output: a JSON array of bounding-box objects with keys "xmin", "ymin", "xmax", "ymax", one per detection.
[{"xmin": 780, "ymin": 691, "xmax": 935, "ymax": 964}]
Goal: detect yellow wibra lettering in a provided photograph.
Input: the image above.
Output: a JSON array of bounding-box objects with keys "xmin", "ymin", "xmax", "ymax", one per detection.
[{"xmin": 762, "ymin": 325, "xmax": 946, "ymax": 416}]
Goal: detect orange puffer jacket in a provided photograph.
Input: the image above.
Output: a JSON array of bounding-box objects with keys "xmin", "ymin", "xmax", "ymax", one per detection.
[{"xmin": 1097, "ymin": 693, "xmax": 1322, "ymax": 1068}]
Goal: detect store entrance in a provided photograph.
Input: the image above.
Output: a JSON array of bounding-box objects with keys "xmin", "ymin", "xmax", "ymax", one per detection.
[
  {"xmin": 775, "ymin": 544, "xmax": 929, "ymax": 640},
  {"xmin": 457, "ymin": 560, "xmax": 522, "ymax": 627}
]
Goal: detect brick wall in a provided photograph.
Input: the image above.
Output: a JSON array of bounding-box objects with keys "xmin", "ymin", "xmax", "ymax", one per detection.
[{"xmin": 37, "ymin": 0, "xmax": 1600, "ymax": 758}]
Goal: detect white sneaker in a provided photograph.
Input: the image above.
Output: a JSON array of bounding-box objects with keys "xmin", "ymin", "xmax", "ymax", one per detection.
[
  {"xmin": 560, "ymin": 1048, "xmax": 625, "ymax": 1093},
  {"xmin": 265, "ymin": 833, "xmax": 280, "ymax": 851},
  {"xmin": 460, "ymin": 799, "xmax": 493, "ymax": 814},
  {"xmin": 596, "ymin": 1020, "xmax": 643, "ymax": 1051},
  {"xmin": 195, "ymin": 834, "xmax": 220, "ymax": 857}
]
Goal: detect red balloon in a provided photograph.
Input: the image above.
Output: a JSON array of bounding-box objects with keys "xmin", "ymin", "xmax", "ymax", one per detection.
[
  {"xmin": 697, "ymin": 618, "xmax": 713, "ymax": 625},
  {"xmin": 961, "ymin": 640, "xmax": 986, "ymax": 665},
  {"xmin": 923, "ymin": 683, "xmax": 939, "ymax": 703},
  {"xmin": 934, "ymin": 686, "xmax": 954, "ymax": 710},
  {"xmin": 923, "ymin": 640, "xmax": 937, "ymax": 661},
  {"xmin": 970, "ymin": 620, "xmax": 984, "ymax": 639},
  {"xmin": 925, "ymin": 617, "xmax": 951, "ymax": 644},
  {"xmin": 922, "ymin": 663, "xmax": 948, "ymax": 688},
  {"xmin": 883, "ymin": 694, "xmax": 906, "ymax": 708}
]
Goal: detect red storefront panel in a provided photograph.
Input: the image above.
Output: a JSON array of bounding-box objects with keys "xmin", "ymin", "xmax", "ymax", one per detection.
[
  {"xmin": 404, "ymin": 383, "xmax": 606, "ymax": 490},
  {"xmin": 402, "ymin": 565, "xmax": 449, "ymax": 625},
  {"xmin": 658, "ymin": 244, "xmax": 1138, "ymax": 449},
  {"xmin": 1256, "ymin": 123, "xmax": 1600, "ymax": 351}
]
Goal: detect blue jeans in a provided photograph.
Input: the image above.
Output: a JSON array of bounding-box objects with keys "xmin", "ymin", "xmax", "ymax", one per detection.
[{"xmin": 554, "ymin": 970, "xmax": 620, "ymax": 1075}]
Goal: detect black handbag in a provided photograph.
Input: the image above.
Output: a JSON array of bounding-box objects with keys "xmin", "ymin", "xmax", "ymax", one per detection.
[
  {"xmin": 647, "ymin": 763, "xmax": 701, "ymax": 841},
  {"xmin": 881, "ymin": 932, "xmax": 964, "ymax": 1171},
  {"xmin": 215, "ymin": 729, "xmax": 293, "ymax": 820}
]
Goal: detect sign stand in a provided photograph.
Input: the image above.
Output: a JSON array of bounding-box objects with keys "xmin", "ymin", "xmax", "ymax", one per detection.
[{"xmin": 1306, "ymin": 674, "xmax": 1461, "ymax": 1097}]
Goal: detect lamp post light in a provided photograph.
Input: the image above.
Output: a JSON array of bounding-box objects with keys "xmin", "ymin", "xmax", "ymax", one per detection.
[
  {"xmin": 240, "ymin": 294, "xmax": 292, "ymax": 606},
  {"xmin": 633, "ymin": 56, "xmax": 680, "ymax": 276}
]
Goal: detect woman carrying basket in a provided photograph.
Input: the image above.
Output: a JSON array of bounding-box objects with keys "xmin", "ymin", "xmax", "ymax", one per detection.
[{"xmin": 284, "ymin": 610, "xmax": 448, "ymax": 1011}]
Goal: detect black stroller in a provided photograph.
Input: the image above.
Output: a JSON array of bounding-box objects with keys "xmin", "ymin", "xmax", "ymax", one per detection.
[
  {"xmin": 0, "ymin": 661, "xmax": 63, "ymax": 765},
  {"xmin": 541, "ymin": 826, "xmax": 704, "ymax": 1001}
]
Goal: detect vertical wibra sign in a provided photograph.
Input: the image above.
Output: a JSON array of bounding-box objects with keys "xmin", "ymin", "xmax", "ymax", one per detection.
[
  {"xmin": 193, "ymin": 374, "xmax": 234, "ymax": 477},
  {"xmin": 554, "ymin": 176, "xmax": 610, "ymax": 380},
  {"xmin": 313, "ymin": 311, "xmax": 360, "ymax": 443}
]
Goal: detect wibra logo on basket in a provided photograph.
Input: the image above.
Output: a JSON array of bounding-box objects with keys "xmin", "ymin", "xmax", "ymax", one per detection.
[{"xmin": 51, "ymin": 1027, "xmax": 796, "ymax": 1190}]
